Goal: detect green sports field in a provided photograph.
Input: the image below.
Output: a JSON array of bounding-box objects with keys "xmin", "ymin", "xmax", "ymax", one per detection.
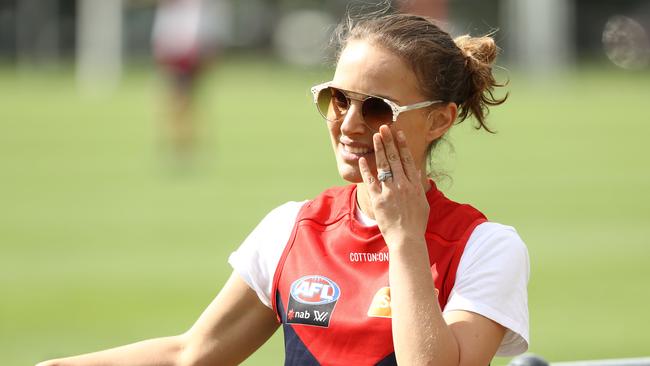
[{"xmin": 1, "ymin": 57, "xmax": 649, "ymax": 365}]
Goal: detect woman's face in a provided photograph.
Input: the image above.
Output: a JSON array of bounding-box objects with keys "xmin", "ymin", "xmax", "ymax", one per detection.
[{"xmin": 328, "ymin": 40, "xmax": 439, "ymax": 183}]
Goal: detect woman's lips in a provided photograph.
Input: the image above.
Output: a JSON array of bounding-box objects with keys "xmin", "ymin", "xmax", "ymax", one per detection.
[{"xmin": 339, "ymin": 143, "xmax": 374, "ymax": 161}]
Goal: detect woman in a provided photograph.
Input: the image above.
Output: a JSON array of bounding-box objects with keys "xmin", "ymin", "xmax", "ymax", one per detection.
[
  {"xmin": 152, "ymin": 0, "xmax": 220, "ymax": 158},
  {"xmin": 38, "ymin": 12, "xmax": 529, "ymax": 366}
]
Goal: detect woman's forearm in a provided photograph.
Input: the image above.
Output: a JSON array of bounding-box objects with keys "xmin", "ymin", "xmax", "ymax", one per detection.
[
  {"xmin": 389, "ymin": 239, "xmax": 459, "ymax": 366},
  {"xmin": 37, "ymin": 334, "xmax": 187, "ymax": 366}
]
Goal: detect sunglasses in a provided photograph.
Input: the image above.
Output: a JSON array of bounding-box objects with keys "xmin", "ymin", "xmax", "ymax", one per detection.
[{"xmin": 311, "ymin": 81, "xmax": 442, "ymax": 130}]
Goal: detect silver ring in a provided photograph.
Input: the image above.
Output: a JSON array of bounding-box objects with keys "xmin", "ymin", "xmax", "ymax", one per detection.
[{"xmin": 377, "ymin": 169, "xmax": 393, "ymax": 183}]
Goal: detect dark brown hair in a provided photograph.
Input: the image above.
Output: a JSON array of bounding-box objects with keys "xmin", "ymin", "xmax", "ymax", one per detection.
[{"xmin": 333, "ymin": 13, "xmax": 507, "ymax": 134}]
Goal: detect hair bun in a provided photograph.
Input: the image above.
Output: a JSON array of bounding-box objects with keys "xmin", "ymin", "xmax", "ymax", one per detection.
[{"xmin": 454, "ymin": 35, "xmax": 498, "ymax": 65}]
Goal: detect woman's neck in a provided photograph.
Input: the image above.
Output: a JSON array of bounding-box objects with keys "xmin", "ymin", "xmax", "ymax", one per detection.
[{"xmin": 356, "ymin": 183, "xmax": 375, "ymax": 219}]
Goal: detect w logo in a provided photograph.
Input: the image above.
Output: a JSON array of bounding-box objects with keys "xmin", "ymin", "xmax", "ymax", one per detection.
[{"xmin": 313, "ymin": 310, "xmax": 329, "ymax": 322}]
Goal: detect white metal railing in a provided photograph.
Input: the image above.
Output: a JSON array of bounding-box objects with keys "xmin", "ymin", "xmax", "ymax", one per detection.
[{"xmin": 509, "ymin": 355, "xmax": 650, "ymax": 366}]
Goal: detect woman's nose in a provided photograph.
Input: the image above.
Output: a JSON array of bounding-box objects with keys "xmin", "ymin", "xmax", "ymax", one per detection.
[{"xmin": 340, "ymin": 101, "xmax": 368, "ymax": 135}]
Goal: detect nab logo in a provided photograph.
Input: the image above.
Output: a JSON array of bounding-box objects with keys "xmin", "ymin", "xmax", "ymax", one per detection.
[
  {"xmin": 290, "ymin": 275, "xmax": 341, "ymax": 305},
  {"xmin": 286, "ymin": 275, "xmax": 340, "ymax": 328}
]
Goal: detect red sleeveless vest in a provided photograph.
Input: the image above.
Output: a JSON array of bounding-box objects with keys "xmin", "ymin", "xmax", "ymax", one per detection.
[{"xmin": 271, "ymin": 182, "xmax": 486, "ymax": 366}]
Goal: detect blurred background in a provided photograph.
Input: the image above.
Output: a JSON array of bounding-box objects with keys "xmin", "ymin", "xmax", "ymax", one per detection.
[{"xmin": 1, "ymin": 0, "xmax": 649, "ymax": 365}]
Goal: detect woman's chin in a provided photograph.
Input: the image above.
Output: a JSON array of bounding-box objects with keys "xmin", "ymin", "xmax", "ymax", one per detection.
[{"xmin": 338, "ymin": 166, "xmax": 364, "ymax": 184}]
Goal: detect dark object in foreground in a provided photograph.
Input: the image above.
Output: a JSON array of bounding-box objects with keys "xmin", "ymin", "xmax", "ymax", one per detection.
[{"xmin": 509, "ymin": 355, "xmax": 550, "ymax": 366}]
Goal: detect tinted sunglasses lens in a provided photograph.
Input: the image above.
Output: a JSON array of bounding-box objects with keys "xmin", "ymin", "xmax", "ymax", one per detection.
[
  {"xmin": 331, "ymin": 88, "xmax": 349, "ymax": 114},
  {"xmin": 362, "ymin": 97, "xmax": 393, "ymax": 127},
  {"xmin": 316, "ymin": 88, "xmax": 332, "ymax": 119},
  {"xmin": 317, "ymin": 87, "xmax": 348, "ymax": 121}
]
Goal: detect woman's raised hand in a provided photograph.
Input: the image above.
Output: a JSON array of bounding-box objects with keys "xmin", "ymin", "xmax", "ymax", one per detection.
[{"xmin": 358, "ymin": 125, "xmax": 430, "ymax": 248}]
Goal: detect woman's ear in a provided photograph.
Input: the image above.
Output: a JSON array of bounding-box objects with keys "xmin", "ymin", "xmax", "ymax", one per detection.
[{"xmin": 426, "ymin": 103, "xmax": 457, "ymax": 142}]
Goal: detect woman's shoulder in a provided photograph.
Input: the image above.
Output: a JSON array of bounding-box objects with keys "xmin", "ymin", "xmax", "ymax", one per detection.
[
  {"xmin": 468, "ymin": 222, "xmax": 527, "ymax": 250},
  {"xmin": 462, "ymin": 221, "xmax": 530, "ymax": 276},
  {"xmin": 265, "ymin": 200, "xmax": 309, "ymax": 220},
  {"xmin": 267, "ymin": 185, "xmax": 354, "ymax": 216},
  {"xmin": 293, "ymin": 184, "xmax": 357, "ymax": 225}
]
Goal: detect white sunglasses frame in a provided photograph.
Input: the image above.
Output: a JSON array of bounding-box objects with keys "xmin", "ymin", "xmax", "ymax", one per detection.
[{"xmin": 310, "ymin": 81, "xmax": 443, "ymax": 123}]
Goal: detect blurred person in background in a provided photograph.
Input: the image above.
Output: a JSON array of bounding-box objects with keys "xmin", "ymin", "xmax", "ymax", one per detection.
[
  {"xmin": 152, "ymin": 0, "xmax": 220, "ymax": 163},
  {"xmin": 37, "ymin": 8, "xmax": 529, "ymax": 366}
]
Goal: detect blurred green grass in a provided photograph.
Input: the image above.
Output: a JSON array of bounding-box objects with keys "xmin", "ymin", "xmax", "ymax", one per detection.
[{"xmin": 1, "ymin": 58, "xmax": 649, "ymax": 365}]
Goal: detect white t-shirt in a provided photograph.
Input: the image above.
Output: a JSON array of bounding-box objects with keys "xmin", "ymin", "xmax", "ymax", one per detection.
[
  {"xmin": 152, "ymin": 0, "xmax": 222, "ymax": 58},
  {"xmin": 229, "ymin": 201, "xmax": 530, "ymax": 356}
]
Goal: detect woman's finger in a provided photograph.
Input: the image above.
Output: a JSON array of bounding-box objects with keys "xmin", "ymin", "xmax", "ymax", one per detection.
[
  {"xmin": 359, "ymin": 157, "xmax": 381, "ymax": 196},
  {"xmin": 378, "ymin": 125, "xmax": 405, "ymax": 183},
  {"xmin": 373, "ymin": 132, "xmax": 394, "ymax": 185},
  {"xmin": 395, "ymin": 130, "xmax": 419, "ymax": 183}
]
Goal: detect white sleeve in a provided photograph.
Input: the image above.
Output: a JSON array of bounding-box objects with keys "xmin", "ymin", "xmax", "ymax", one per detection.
[
  {"xmin": 227, "ymin": 201, "xmax": 307, "ymax": 308},
  {"xmin": 443, "ymin": 222, "xmax": 530, "ymax": 356}
]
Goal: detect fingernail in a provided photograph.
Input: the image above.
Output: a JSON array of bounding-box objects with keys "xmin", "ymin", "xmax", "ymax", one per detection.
[{"xmin": 397, "ymin": 130, "xmax": 405, "ymax": 140}]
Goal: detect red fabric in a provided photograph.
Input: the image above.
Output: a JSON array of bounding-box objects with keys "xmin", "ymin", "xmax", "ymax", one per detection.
[
  {"xmin": 155, "ymin": 46, "xmax": 201, "ymax": 74},
  {"xmin": 272, "ymin": 182, "xmax": 486, "ymax": 365}
]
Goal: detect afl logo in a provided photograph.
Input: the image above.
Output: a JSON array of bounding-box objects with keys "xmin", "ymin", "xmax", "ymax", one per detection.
[{"xmin": 290, "ymin": 275, "xmax": 341, "ymax": 305}]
